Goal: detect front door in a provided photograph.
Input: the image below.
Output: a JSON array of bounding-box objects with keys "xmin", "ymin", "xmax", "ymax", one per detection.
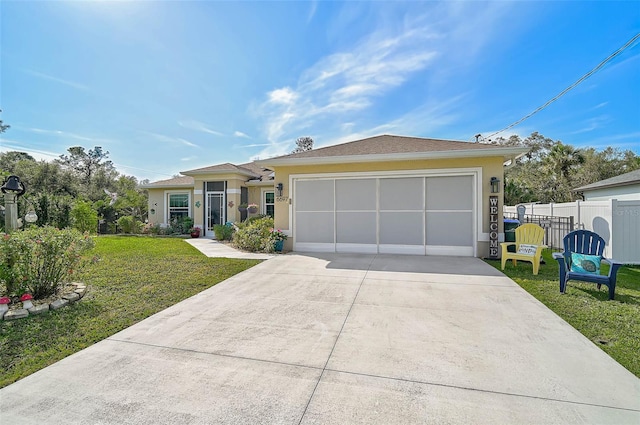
[{"xmin": 206, "ymin": 192, "xmax": 225, "ymax": 237}]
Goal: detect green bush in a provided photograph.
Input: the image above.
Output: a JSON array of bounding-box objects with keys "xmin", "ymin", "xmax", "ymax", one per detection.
[
  {"xmin": 70, "ymin": 200, "xmax": 98, "ymax": 233},
  {"xmin": 213, "ymin": 224, "xmax": 234, "ymax": 241},
  {"xmin": 233, "ymin": 217, "xmax": 275, "ymax": 252},
  {"xmin": 117, "ymin": 216, "xmax": 142, "ymax": 234},
  {"xmin": 0, "ymin": 227, "xmax": 95, "ymax": 299}
]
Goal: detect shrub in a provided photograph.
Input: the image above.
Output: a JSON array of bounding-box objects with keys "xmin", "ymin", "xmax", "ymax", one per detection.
[
  {"xmin": 0, "ymin": 227, "xmax": 95, "ymax": 299},
  {"xmin": 233, "ymin": 217, "xmax": 275, "ymax": 252},
  {"xmin": 70, "ymin": 200, "xmax": 99, "ymax": 233},
  {"xmin": 213, "ymin": 224, "xmax": 234, "ymax": 241},
  {"xmin": 117, "ymin": 215, "xmax": 142, "ymax": 234}
]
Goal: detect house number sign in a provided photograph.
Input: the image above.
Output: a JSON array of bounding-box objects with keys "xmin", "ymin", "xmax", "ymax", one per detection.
[
  {"xmin": 276, "ymin": 196, "xmax": 289, "ymax": 203},
  {"xmin": 489, "ymin": 196, "xmax": 499, "ymax": 259}
]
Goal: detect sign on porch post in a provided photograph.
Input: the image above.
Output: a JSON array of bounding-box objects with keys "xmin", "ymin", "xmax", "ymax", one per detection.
[{"xmin": 489, "ymin": 196, "xmax": 499, "ymax": 259}]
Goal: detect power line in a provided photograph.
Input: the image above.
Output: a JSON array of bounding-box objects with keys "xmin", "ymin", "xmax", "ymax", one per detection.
[{"xmin": 485, "ymin": 32, "xmax": 640, "ymax": 140}]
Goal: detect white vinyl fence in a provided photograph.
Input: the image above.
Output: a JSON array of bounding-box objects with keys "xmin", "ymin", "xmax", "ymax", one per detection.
[{"xmin": 504, "ymin": 200, "xmax": 640, "ymax": 264}]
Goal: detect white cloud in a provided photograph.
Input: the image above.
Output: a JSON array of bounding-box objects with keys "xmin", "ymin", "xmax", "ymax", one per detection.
[
  {"xmin": 234, "ymin": 131, "xmax": 251, "ymax": 139},
  {"xmin": 25, "ymin": 70, "xmax": 90, "ymax": 91},
  {"xmin": 253, "ymin": 2, "xmax": 513, "ymax": 159},
  {"xmin": 24, "ymin": 127, "xmax": 114, "ymax": 144},
  {"xmin": 178, "ymin": 120, "xmax": 224, "ymax": 136},
  {"xmin": 267, "ymin": 87, "xmax": 298, "ymax": 105},
  {"xmin": 0, "ymin": 139, "xmax": 60, "ymax": 161},
  {"xmin": 142, "ymin": 131, "xmax": 199, "ymax": 148}
]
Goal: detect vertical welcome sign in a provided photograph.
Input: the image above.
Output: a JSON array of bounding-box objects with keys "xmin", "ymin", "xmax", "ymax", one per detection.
[{"xmin": 489, "ymin": 196, "xmax": 499, "ymax": 259}]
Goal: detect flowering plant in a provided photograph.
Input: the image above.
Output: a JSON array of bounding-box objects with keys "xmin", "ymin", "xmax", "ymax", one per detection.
[
  {"xmin": 189, "ymin": 226, "xmax": 201, "ymax": 233},
  {"xmin": 247, "ymin": 203, "xmax": 258, "ymax": 209},
  {"xmin": 269, "ymin": 228, "xmax": 287, "ymax": 242}
]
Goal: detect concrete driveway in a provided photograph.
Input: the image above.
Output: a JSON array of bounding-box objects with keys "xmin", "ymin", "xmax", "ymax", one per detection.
[{"xmin": 1, "ymin": 254, "xmax": 639, "ymax": 424}]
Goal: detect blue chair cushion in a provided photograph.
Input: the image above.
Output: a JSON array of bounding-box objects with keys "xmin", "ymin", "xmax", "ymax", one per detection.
[{"xmin": 570, "ymin": 253, "xmax": 601, "ymax": 274}]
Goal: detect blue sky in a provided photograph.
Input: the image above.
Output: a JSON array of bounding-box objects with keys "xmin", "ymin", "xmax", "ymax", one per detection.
[{"xmin": 1, "ymin": 1, "xmax": 639, "ymax": 182}]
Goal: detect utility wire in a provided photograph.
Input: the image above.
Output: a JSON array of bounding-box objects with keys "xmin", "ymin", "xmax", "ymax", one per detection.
[{"xmin": 485, "ymin": 32, "xmax": 640, "ymax": 140}]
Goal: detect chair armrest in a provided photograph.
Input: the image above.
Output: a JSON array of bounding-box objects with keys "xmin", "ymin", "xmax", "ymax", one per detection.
[
  {"xmin": 601, "ymin": 257, "xmax": 622, "ymax": 266},
  {"xmin": 601, "ymin": 257, "xmax": 624, "ymax": 278},
  {"xmin": 552, "ymin": 252, "xmax": 564, "ymax": 260},
  {"xmin": 500, "ymin": 242, "xmax": 515, "ymax": 248}
]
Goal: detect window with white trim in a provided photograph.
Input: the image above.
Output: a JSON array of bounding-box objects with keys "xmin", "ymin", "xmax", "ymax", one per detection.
[
  {"xmin": 168, "ymin": 193, "xmax": 189, "ymax": 222},
  {"xmin": 264, "ymin": 191, "xmax": 275, "ymax": 217}
]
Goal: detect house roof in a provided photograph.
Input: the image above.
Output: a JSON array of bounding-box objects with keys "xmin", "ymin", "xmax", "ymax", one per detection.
[
  {"xmin": 257, "ymin": 134, "xmax": 529, "ymax": 166},
  {"xmin": 574, "ymin": 169, "xmax": 640, "ymax": 192},
  {"xmin": 181, "ymin": 162, "xmax": 260, "ymax": 178},
  {"xmin": 238, "ymin": 162, "xmax": 274, "ymax": 180},
  {"xmin": 140, "ymin": 175, "xmax": 194, "ymax": 189}
]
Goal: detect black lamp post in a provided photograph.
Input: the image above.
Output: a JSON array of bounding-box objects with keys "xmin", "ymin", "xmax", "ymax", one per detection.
[{"xmin": 1, "ymin": 175, "xmax": 27, "ymax": 232}]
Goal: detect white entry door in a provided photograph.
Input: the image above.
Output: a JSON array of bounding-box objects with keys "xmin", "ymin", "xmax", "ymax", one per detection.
[{"xmin": 206, "ymin": 192, "xmax": 225, "ymax": 238}]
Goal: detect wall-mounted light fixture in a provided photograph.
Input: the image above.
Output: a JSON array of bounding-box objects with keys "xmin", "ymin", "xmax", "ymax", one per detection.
[
  {"xmin": 276, "ymin": 182, "xmax": 284, "ymax": 197},
  {"xmin": 490, "ymin": 177, "xmax": 501, "ymax": 194}
]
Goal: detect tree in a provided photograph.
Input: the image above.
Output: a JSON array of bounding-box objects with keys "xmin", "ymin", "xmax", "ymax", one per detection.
[
  {"xmin": 57, "ymin": 146, "xmax": 114, "ymax": 187},
  {"xmin": 0, "ymin": 152, "xmax": 35, "ymax": 173},
  {"xmin": 500, "ymin": 132, "xmax": 640, "ymax": 205},
  {"xmin": 291, "ymin": 136, "xmax": 314, "ymax": 154},
  {"xmin": 0, "ymin": 109, "xmax": 9, "ymax": 134}
]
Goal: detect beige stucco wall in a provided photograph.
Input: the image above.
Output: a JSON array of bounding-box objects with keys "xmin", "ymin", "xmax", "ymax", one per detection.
[
  {"xmin": 146, "ymin": 187, "xmax": 194, "ymax": 226},
  {"xmin": 271, "ymin": 156, "xmax": 505, "ymax": 256},
  {"xmin": 146, "ymin": 174, "xmax": 273, "ymax": 229}
]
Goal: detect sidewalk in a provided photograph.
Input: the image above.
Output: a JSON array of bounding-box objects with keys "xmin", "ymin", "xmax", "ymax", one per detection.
[{"xmin": 185, "ymin": 237, "xmax": 276, "ymax": 260}]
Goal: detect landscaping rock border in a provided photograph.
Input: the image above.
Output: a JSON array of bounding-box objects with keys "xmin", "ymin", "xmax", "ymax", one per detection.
[{"xmin": 1, "ymin": 283, "xmax": 87, "ymax": 321}]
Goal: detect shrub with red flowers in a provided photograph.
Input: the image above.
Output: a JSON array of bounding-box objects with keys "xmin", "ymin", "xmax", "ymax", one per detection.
[{"xmin": 0, "ymin": 227, "xmax": 94, "ymax": 299}]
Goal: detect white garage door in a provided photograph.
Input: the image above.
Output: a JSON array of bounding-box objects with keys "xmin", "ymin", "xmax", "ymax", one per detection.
[{"xmin": 294, "ymin": 175, "xmax": 475, "ymax": 256}]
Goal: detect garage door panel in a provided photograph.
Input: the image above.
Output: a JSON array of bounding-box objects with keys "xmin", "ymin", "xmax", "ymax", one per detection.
[
  {"xmin": 337, "ymin": 212, "xmax": 377, "ymax": 244},
  {"xmin": 296, "ymin": 212, "xmax": 334, "ymax": 243},
  {"xmin": 380, "ymin": 178, "xmax": 423, "ymax": 211},
  {"xmin": 336, "ymin": 179, "xmax": 376, "ymax": 211},
  {"xmin": 379, "ymin": 212, "xmax": 424, "ymax": 245},
  {"xmin": 296, "ymin": 180, "xmax": 334, "ymax": 211},
  {"xmin": 295, "ymin": 174, "xmax": 475, "ymax": 256},
  {"xmin": 426, "ymin": 176, "xmax": 473, "ymax": 210},
  {"xmin": 426, "ymin": 211, "xmax": 473, "ymax": 246}
]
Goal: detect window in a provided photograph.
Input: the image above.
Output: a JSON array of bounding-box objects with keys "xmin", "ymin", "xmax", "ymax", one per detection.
[
  {"xmin": 168, "ymin": 193, "xmax": 189, "ymax": 222},
  {"xmin": 264, "ymin": 191, "xmax": 275, "ymax": 217}
]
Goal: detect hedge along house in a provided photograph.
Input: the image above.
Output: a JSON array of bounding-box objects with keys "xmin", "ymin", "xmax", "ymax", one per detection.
[
  {"xmin": 257, "ymin": 135, "xmax": 527, "ymax": 257},
  {"xmin": 143, "ymin": 134, "xmax": 527, "ymax": 257},
  {"xmin": 142, "ymin": 162, "xmax": 275, "ymax": 237}
]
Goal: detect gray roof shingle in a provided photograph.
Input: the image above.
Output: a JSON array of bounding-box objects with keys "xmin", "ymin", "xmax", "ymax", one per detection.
[{"xmin": 574, "ymin": 169, "xmax": 640, "ymax": 191}]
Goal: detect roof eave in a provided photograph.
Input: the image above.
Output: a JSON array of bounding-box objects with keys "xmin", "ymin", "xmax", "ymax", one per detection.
[
  {"xmin": 139, "ymin": 183, "xmax": 194, "ymax": 189},
  {"xmin": 257, "ymin": 147, "xmax": 529, "ymax": 167},
  {"xmin": 181, "ymin": 169, "xmax": 259, "ymax": 178},
  {"xmin": 573, "ymin": 180, "xmax": 640, "ymax": 192}
]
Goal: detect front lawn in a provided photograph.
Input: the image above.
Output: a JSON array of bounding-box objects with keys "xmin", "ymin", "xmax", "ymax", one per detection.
[
  {"xmin": 486, "ymin": 251, "xmax": 640, "ymax": 378},
  {"xmin": 0, "ymin": 236, "xmax": 260, "ymax": 388}
]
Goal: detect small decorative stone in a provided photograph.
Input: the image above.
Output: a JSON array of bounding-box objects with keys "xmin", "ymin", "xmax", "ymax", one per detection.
[
  {"xmin": 74, "ymin": 287, "xmax": 87, "ymax": 297},
  {"xmin": 28, "ymin": 304, "xmax": 50, "ymax": 315},
  {"xmin": 4, "ymin": 309, "xmax": 29, "ymax": 320},
  {"xmin": 62, "ymin": 293, "xmax": 80, "ymax": 303},
  {"xmin": 50, "ymin": 299, "xmax": 69, "ymax": 310}
]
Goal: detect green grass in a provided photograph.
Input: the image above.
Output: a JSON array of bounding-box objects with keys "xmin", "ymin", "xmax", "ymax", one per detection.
[
  {"xmin": 0, "ymin": 236, "xmax": 260, "ymax": 388},
  {"xmin": 486, "ymin": 250, "xmax": 640, "ymax": 378}
]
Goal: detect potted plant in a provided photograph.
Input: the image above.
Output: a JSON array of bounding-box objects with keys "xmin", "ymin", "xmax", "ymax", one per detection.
[
  {"xmin": 270, "ymin": 228, "xmax": 287, "ymax": 252},
  {"xmin": 190, "ymin": 226, "xmax": 201, "ymax": 238},
  {"xmin": 247, "ymin": 203, "xmax": 259, "ymax": 214},
  {"xmin": 238, "ymin": 203, "xmax": 248, "ymax": 212}
]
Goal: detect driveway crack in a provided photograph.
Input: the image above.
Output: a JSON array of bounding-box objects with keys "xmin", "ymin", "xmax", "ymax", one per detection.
[{"xmin": 297, "ymin": 254, "xmax": 377, "ymax": 425}]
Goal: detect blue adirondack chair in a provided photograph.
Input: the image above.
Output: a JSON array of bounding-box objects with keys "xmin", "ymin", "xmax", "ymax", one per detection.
[{"xmin": 552, "ymin": 230, "xmax": 622, "ymax": 300}]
